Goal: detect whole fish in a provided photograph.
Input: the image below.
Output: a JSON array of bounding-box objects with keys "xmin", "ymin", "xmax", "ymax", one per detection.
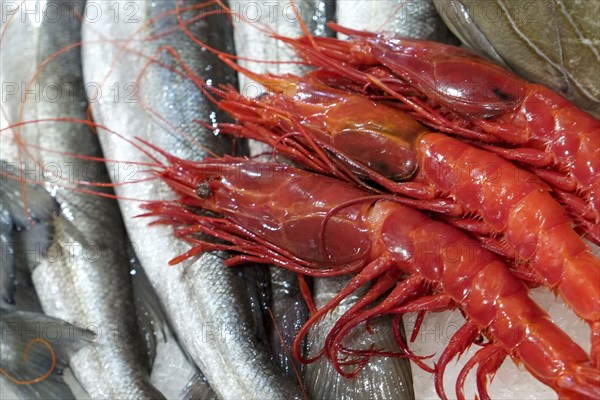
[
  {"xmin": 81, "ymin": 1, "xmax": 302, "ymax": 398},
  {"xmin": 433, "ymin": 0, "xmax": 600, "ymax": 117},
  {"xmin": 0, "ymin": 309, "xmax": 93, "ymax": 399},
  {"xmin": 11, "ymin": 1, "xmax": 164, "ymax": 398}
]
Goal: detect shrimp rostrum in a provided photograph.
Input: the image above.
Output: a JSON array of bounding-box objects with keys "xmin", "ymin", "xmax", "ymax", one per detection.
[
  {"xmin": 209, "ymin": 73, "xmax": 600, "ymax": 367},
  {"xmin": 140, "ymin": 153, "xmax": 600, "ymax": 400},
  {"xmin": 266, "ymin": 24, "xmax": 600, "ymax": 245}
]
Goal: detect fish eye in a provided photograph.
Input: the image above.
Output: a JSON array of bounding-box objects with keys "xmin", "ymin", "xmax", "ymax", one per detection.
[{"xmin": 195, "ymin": 182, "xmax": 212, "ymax": 199}]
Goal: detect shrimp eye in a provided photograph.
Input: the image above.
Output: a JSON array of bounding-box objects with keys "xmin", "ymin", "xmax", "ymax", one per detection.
[{"xmin": 195, "ymin": 182, "xmax": 212, "ymax": 199}]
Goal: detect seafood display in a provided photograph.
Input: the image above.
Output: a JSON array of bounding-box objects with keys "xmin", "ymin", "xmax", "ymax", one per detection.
[
  {"xmin": 210, "ymin": 72, "xmax": 600, "ymax": 366},
  {"xmin": 138, "ymin": 155, "xmax": 599, "ymax": 399},
  {"xmin": 5, "ymin": 0, "xmax": 165, "ymax": 398},
  {"xmin": 1, "ymin": 0, "xmax": 599, "ymax": 399},
  {"xmin": 270, "ymin": 27, "xmax": 600, "ymax": 247}
]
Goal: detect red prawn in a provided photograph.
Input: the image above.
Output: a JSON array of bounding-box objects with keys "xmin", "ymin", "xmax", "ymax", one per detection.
[
  {"xmin": 264, "ymin": 24, "xmax": 600, "ymax": 246},
  {"xmin": 138, "ymin": 152, "xmax": 600, "ymax": 400},
  {"xmin": 203, "ymin": 72, "xmax": 600, "ymax": 367}
]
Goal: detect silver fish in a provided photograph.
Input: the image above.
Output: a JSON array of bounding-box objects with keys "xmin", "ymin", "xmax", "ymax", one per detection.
[
  {"xmin": 231, "ymin": 0, "xmax": 336, "ymax": 155},
  {"xmin": 266, "ymin": 267, "xmax": 308, "ymax": 379},
  {"xmin": 127, "ymin": 246, "xmax": 204, "ymax": 399},
  {"xmin": 231, "ymin": 0, "xmax": 332, "ymax": 77},
  {"xmin": 0, "ymin": 309, "xmax": 93, "ymax": 399},
  {"xmin": 82, "ymin": 1, "xmax": 302, "ymax": 398},
  {"xmin": 127, "ymin": 247, "xmax": 167, "ymax": 375},
  {"xmin": 433, "ymin": 0, "xmax": 600, "ymax": 117},
  {"xmin": 10, "ymin": 1, "xmax": 164, "ymax": 398}
]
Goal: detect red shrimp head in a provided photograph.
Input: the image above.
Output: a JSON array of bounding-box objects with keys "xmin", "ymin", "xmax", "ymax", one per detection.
[
  {"xmin": 215, "ymin": 69, "xmax": 428, "ymax": 181},
  {"xmin": 363, "ymin": 35, "xmax": 528, "ymax": 118},
  {"xmin": 281, "ymin": 24, "xmax": 528, "ymax": 119},
  {"xmin": 146, "ymin": 153, "xmax": 373, "ymax": 270}
]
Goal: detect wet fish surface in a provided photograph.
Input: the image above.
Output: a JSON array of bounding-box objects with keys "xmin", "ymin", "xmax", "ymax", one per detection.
[
  {"xmin": 434, "ymin": 0, "xmax": 600, "ymax": 117},
  {"xmin": 266, "ymin": 267, "xmax": 308, "ymax": 379},
  {"xmin": 13, "ymin": 1, "xmax": 164, "ymax": 398},
  {"xmin": 82, "ymin": 1, "xmax": 302, "ymax": 398},
  {"xmin": 1, "ymin": 194, "xmax": 17, "ymax": 309},
  {"xmin": 231, "ymin": 0, "xmax": 336, "ymax": 105}
]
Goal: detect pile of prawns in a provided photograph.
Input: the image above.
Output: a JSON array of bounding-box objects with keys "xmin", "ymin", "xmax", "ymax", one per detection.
[{"xmin": 135, "ymin": 5, "xmax": 600, "ymax": 400}]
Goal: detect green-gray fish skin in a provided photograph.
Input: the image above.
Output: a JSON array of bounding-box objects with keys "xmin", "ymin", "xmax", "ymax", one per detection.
[
  {"xmin": 434, "ymin": 0, "xmax": 600, "ymax": 117},
  {"xmin": 0, "ymin": 162, "xmax": 57, "ymax": 311}
]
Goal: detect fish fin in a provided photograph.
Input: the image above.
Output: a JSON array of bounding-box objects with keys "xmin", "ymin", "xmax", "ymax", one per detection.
[
  {"xmin": 180, "ymin": 372, "xmax": 217, "ymax": 400},
  {"xmin": 0, "ymin": 161, "xmax": 59, "ymax": 229},
  {"xmin": 1, "ymin": 183, "xmax": 46, "ymax": 312},
  {"xmin": 0, "ymin": 309, "xmax": 95, "ymax": 399}
]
